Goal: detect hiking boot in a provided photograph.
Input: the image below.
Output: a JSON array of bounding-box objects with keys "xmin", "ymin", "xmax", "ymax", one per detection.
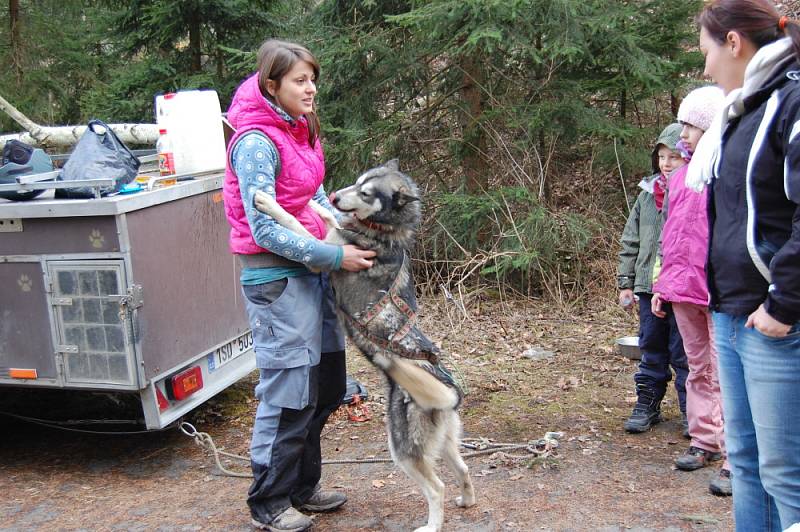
[
  {"xmin": 675, "ymin": 446, "xmax": 722, "ymax": 471},
  {"xmin": 681, "ymin": 412, "xmax": 690, "ymax": 439},
  {"xmin": 297, "ymin": 488, "xmax": 347, "ymax": 512},
  {"xmin": 251, "ymin": 507, "xmax": 312, "ymax": 532},
  {"xmin": 623, "ymin": 384, "xmax": 663, "ymax": 433},
  {"xmin": 709, "ymin": 468, "xmax": 733, "ymax": 497},
  {"xmin": 624, "ymin": 404, "xmax": 663, "ymax": 433}
]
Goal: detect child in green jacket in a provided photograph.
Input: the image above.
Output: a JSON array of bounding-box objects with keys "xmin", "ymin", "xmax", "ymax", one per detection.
[{"xmin": 617, "ymin": 123, "xmax": 689, "ymax": 434}]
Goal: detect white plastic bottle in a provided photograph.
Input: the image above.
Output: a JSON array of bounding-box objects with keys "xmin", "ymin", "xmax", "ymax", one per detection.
[{"xmin": 156, "ymin": 128, "xmax": 175, "ymax": 176}]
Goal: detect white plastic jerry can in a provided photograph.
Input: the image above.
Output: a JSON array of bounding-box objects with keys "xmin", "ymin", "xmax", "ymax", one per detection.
[{"xmin": 154, "ymin": 90, "xmax": 227, "ymax": 175}]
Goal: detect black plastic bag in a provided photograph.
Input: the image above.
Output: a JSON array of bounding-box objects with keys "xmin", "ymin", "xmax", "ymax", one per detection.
[{"xmin": 55, "ymin": 120, "xmax": 140, "ymax": 199}]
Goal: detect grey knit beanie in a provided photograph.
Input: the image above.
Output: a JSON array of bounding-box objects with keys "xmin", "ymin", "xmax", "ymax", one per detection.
[
  {"xmin": 677, "ymin": 85, "xmax": 725, "ymax": 131},
  {"xmin": 651, "ymin": 122, "xmax": 683, "ymax": 173}
]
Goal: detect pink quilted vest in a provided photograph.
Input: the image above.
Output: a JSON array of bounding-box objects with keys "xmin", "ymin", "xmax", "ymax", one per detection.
[{"xmin": 223, "ymin": 73, "xmax": 327, "ymax": 255}]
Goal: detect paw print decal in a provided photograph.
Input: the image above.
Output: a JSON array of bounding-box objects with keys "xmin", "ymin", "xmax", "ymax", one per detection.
[
  {"xmin": 17, "ymin": 274, "xmax": 32, "ymax": 292},
  {"xmin": 89, "ymin": 229, "xmax": 105, "ymax": 249}
]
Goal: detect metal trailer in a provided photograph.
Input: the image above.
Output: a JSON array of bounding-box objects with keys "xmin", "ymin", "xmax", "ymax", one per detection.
[{"xmin": 0, "ymin": 175, "xmax": 254, "ymax": 429}]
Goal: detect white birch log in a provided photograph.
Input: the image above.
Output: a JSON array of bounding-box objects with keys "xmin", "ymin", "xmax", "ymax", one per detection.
[
  {"xmin": 0, "ymin": 92, "xmax": 159, "ymax": 150},
  {"xmin": 0, "ymin": 123, "xmax": 160, "ymax": 150}
]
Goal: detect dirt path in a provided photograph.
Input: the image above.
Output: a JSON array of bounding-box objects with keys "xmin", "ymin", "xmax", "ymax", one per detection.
[{"xmin": 0, "ymin": 298, "xmax": 732, "ymax": 531}]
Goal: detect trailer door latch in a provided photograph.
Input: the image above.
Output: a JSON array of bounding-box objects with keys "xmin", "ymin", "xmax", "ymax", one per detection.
[{"xmin": 107, "ymin": 284, "xmax": 144, "ymax": 310}]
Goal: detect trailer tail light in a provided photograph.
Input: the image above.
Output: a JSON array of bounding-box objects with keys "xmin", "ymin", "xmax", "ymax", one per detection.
[
  {"xmin": 156, "ymin": 386, "xmax": 169, "ymax": 411},
  {"xmin": 168, "ymin": 366, "xmax": 203, "ymax": 401},
  {"xmin": 9, "ymin": 368, "xmax": 38, "ymax": 380}
]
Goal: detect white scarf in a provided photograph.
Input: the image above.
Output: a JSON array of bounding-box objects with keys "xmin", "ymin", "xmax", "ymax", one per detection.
[{"xmin": 685, "ymin": 37, "xmax": 795, "ymax": 192}]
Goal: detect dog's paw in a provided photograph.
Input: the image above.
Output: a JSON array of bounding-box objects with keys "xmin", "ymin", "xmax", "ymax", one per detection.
[
  {"xmin": 253, "ymin": 190, "xmax": 269, "ymax": 209},
  {"xmin": 413, "ymin": 526, "xmax": 439, "ymax": 532},
  {"xmin": 455, "ymin": 494, "xmax": 476, "ymax": 508}
]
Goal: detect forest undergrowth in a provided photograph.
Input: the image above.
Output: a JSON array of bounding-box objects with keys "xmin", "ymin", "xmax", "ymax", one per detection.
[{"xmin": 413, "ymin": 154, "xmax": 628, "ymax": 312}]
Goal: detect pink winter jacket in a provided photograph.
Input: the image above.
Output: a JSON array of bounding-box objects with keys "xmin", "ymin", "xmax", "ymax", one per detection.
[
  {"xmin": 652, "ymin": 163, "xmax": 710, "ymax": 306},
  {"xmin": 223, "ymin": 73, "xmax": 327, "ymax": 255}
]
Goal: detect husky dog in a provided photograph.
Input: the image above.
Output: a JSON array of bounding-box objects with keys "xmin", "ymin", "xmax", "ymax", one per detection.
[{"xmin": 254, "ymin": 160, "xmax": 475, "ymax": 532}]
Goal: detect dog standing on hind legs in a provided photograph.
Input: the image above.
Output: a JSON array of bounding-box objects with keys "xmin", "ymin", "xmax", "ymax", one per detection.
[{"xmin": 254, "ymin": 159, "xmax": 475, "ymax": 531}]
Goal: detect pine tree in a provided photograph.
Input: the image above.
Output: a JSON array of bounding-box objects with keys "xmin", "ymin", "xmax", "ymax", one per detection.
[
  {"xmin": 310, "ymin": 0, "xmax": 702, "ymax": 196},
  {"xmin": 81, "ymin": 0, "xmax": 279, "ymax": 123},
  {"xmin": 0, "ymin": 2, "xmax": 113, "ymax": 131}
]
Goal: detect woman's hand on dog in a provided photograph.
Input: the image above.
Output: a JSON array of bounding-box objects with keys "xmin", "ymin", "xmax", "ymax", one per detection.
[{"xmin": 341, "ymin": 244, "xmax": 376, "ymax": 271}]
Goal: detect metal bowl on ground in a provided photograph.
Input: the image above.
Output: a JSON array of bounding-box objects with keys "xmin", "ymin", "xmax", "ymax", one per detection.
[{"xmin": 616, "ymin": 336, "xmax": 641, "ymax": 360}]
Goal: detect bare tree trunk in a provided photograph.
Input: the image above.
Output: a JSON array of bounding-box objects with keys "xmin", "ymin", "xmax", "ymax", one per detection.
[
  {"xmin": 539, "ymin": 131, "xmax": 550, "ymax": 202},
  {"xmin": 460, "ymin": 54, "xmax": 487, "ymax": 193},
  {"xmin": 189, "ymin": 9, "xmax": 202, "ymax": 73},
  {"xmin": 216, "ymin": 29, "xmax": 225, "ymax": 79},
  {"xmin": 9, "ymin": 0, "xmax": 23, "ymax": 83}
]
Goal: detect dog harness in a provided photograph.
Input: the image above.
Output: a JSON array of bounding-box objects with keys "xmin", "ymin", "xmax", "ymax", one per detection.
[{"xmin": 341, "ymin": 253, "xmax": 438, "ymax": 365}]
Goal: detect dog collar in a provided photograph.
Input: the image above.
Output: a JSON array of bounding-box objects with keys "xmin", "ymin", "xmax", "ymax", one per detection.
[{"xmin": 358, "ymin": 218, "xmax": 393, "ymax": 233}]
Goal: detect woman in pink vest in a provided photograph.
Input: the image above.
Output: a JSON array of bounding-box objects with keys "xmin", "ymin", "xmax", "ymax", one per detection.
[
  {"xmin": 651, "ymin": 86, "xmax": 730, "ymax": 496},
  {"xmin": 223, "ymin": 39, "xmax": 374, "ymax": 532}
]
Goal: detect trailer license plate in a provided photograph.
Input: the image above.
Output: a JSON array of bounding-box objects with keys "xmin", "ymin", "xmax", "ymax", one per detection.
[{"xmin": 207, "ymin": 331, "xmax": 253, "ymax": 372}]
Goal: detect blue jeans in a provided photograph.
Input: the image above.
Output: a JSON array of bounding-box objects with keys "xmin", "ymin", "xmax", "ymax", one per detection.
[{"xmin": 713, "ymin": 312, "xmax": 800, "ymax": 532}]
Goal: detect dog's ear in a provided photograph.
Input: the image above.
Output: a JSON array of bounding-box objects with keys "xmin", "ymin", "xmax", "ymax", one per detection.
[
  {"xmin": 393, "ymin": 186, "xmax": 419, "ymax": 208},
  {"xmin": 385, "ymin": 159, "xmax": 400, "ymax": 171}
]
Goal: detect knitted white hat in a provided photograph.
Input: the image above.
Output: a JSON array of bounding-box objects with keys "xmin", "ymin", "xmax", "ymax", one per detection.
[{"xmin": 677, "ymin": 85, "xmax": 725, "ymax": 131}]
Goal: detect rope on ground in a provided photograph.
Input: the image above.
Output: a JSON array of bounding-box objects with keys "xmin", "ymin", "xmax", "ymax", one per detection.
[
  {"xmin": 179, "ymin": 422, "xmax": 564, "ymax": 478},
  {"xmin": 460, "ymin": 433, "xmax": 563, "ymax": 460},
  {"xmin": 180, "ymin": 422, "xmax": 252, "ymax": 478}
]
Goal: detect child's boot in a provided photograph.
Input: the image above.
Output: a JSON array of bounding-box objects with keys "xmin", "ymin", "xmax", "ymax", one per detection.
[{"xmin": 624, "ymin": 383, "xmax": 663, "ymax": 433}]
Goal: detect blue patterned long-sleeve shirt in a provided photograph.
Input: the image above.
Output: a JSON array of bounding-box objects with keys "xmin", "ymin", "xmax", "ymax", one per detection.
[{"xmin": 232, "ymin": 131, "xmax": 343, "ymax": 282}]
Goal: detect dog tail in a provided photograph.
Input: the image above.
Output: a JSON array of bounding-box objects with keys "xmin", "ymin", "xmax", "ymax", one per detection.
[{"xmin": 386, "ymin": 357, "xmax": 459, "ymax": 411}]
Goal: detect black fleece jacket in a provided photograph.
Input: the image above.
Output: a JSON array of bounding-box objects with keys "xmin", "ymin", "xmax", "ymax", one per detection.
[{"xmin": 709, "ymin": 58, "xmax": 800, "ymax": 325}]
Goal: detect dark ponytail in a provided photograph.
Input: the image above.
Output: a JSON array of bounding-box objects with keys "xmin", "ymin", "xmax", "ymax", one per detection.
[{"xmin": 698, "ymin": 0, "xmax": 800, "ymax": 62}]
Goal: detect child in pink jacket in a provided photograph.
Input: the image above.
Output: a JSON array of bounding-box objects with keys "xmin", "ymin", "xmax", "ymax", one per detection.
[{"xmin": 651, "ymin": 85, "xmax": 731, "ymax": 496}]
